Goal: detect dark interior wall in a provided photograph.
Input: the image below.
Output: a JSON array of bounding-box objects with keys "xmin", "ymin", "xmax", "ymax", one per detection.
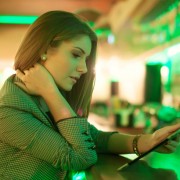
[{"xmin": 144, "ymin": 63, "xmax": 162, "ymax": 103}]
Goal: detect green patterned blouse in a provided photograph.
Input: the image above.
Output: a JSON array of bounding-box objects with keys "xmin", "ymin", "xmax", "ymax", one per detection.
[{"xmin": 0, "ymin": 75, "xmax": 115, "ymax": 179}]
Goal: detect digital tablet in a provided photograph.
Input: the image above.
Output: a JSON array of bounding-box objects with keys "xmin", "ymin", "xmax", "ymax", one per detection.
[{"xmin": 117, "ymin": 128, "xmax": 180, "ymax": 171}]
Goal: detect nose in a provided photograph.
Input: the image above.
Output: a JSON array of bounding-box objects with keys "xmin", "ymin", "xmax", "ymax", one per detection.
[{"xmin": 76, "ymin": 59, "xmax": 88, "ymax": 74}]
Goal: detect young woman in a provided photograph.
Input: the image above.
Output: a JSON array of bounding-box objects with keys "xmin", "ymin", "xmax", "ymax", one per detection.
[{"xmin": 0, "ymin": 11, "xmax": 179, "ymax": 179}]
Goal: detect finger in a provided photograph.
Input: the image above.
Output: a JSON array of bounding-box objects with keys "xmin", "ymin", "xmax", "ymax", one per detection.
[
  {"xmin": 163, "ymin": 144, "xmax": 176, "ymax": 153},
  {"xmin": 166, "ymin": 123, "xmax": 180, "ymax": 134},
  {"xmin": 28, "ymin": 66, "xmax": 35, "ymax": 72},
  {"xmin": 158, "ymin": 124, "xmax": 180, "ymax": 141},
  {"xmin": 16, "ymin": 69, "xmax": 25, "ymax": 80},
  {"xmin": 33, "ymin": 63, "xmax": 39, "ymax": 69},
  {"xmin": 157, "ymin": 145, "xmax": 174, "ymax": 154},
  {"xmin": 175, "ymin": 133, "xmax": 180, "ymax": 142},
  {"xmin": 23, "ymin": 70, "xmax": 29, "ymax": 75},
  {"xmin": 166, "ymin": 140, "xmax": 180, "ymax": 148},
  {"xmin": 34, "ymin": 62, "xmax": 41, "ymax": 67}
]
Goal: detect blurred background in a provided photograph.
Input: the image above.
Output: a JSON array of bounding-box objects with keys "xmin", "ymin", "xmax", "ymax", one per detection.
[
  {"xmin": 0, "ymin": 0, "xmax": 180, "ymax": 132},
  {"xmin": 0, "ymin": 1, "xmax": 180, "ymax": 179}
]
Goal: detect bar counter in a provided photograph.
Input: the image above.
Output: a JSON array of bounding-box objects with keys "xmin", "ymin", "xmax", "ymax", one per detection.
[{"xmin": 84, "ymin": 151, "xmax": 180, "ymax": 180}]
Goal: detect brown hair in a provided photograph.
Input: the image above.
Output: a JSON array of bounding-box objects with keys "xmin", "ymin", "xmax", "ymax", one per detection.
[{"xmin": 14, "ymin": 11, "xmax": 97, "ymax": 117}]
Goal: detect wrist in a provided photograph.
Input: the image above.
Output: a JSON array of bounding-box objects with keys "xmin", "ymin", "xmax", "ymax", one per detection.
[
  {"xmin": 135, "ymin": 134, "xmax": 153, "ymax": 155},
  {"xmin": 40, "ymin": 87, "xmax": 76, "ymax": 121},
  {"xmin": 132, "ymin": 135, "xmax": 142, "ymax": 156},
  {"xmin": 41, "ymin": 85, "xmax": 59, "ymax": 100}
]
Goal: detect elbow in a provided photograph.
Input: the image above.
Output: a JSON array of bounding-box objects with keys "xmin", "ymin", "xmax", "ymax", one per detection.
[
  {"xmin": 72, "ymin": 152, "xmax": 98, "ymax": 171},
  {"xmin": 58, "ymin": 150, "xmax": 98, "ymax": 171}
]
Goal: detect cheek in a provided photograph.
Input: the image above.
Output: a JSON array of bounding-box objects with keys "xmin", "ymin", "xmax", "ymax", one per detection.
[
  {"xmin": 53, "ymin": 61, "xmax": 73, "ymax": 80},
  {"xmin": 44, "ymin": 53, "xmax": 74, "ymax": 77},
  {"xmin": 61, "ymin": 59, "xmax": 75, "ymax": 72},
  {"xmin": 58, "ymin": 62, "xmax": 71, "ymax": 74}
]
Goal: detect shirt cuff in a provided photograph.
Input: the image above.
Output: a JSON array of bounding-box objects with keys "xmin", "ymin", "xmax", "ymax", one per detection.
[{"xmin": 96, "ymin": 131, "xmax": 118, "ymax": 153}]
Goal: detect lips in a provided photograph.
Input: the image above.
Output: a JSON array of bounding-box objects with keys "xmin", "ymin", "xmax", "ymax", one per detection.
[
  {"xmin": 71, "ymin": 77, "xmax": 78, "ymax": 81},
  {"xmin": 70, "ymin": 76, "xmax": 80, "ymax": 83}
]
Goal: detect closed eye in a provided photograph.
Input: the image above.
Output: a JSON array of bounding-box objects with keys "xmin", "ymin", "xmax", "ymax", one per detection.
[{"xmin": 72, "ymin": 53, "xmax": 81, "ymax": 58}]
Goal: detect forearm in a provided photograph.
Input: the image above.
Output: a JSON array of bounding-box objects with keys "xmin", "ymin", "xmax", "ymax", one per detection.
[
  {"xmin": 107, "ymin": 133, "xmax": 135, "ymax": 154},
  {"xmin": 41, "ymin": 87, "xmax": 76, "ymax": 121},
  {"xmin": 88, "ymin": 123, "xmax": 118, "ymax": 153},
  {"xmin": 107, "ymin": 133, "xmax": 152, "ymax": 154}
]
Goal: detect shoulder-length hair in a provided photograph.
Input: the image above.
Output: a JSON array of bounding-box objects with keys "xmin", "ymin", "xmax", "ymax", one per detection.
[{"xmin": 14, "ymin": 11, "xmax": 97, "ymax": 117}]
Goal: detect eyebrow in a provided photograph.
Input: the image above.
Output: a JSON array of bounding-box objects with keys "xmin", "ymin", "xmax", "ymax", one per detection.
[{"xmin": 74, "ymin": 47, "xmax": 90, "ymax": 57}]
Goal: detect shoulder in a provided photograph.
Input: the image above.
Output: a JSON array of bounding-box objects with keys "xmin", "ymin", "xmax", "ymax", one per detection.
[
  {"xmin": 1, "ymin": 74, "xmax": 24, "ymax": 95},
  {"xmin": 0, "ymin": 74, "xmax": 37, "ymax": 110}
]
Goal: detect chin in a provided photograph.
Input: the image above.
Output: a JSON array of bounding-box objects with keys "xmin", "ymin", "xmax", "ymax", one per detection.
[
  {"xmin": 57, "ymin": 83, "xmax": 73, "ymax": 92},
  {"xmin": 64, "ymin": 88, "xmax": 72, "ymax": 92},
  {"xmin": 61, "ymin": 85, "xmax": 73, "ymax": 92}
]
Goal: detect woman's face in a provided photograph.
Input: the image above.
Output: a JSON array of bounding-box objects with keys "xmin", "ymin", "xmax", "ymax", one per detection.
[{"xmin": 44, "ymin": 35, "xmax": 92, "ymax": 91}]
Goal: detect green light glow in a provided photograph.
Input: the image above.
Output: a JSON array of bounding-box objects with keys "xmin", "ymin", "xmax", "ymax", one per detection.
[
  {"xmin": 95, "ymin": 28, "xmax": 111, "ymax": 36},
  {"xmin": 146, "ymin": 54, "xmax": 166, "ymax": 65},
  {"xmin": 147, "ymin": 43, "xmax": 180, "ymax": 64},
  {"xmin": 167, "ymin": 43, "xmax": 180, "ymax": 57},
  {"xmin": 0, "ymin": 15, "xmax": 38, "ymax": 24},
  {"xmin": 111, "ymin": 78, "xmax": 120, "ymax": 82},
  {"xmin": 72, "ymin": 171, "xmax": 86, "ymax": 180},
  {"xmin": 87, "ymin": 21, "xmax": 95, "ymax": 28},
  {"xmin": 0, "ymin": 15, "xmax": 111, "ymax": 39},
  {"xmin": 147, "ymin": 151, "xmax": 180, "ymax": 180}
]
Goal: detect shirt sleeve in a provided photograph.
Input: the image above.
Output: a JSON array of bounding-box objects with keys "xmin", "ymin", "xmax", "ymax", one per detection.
[
  {"xmin": 0, "ymin": 106, "xmax": 97, "ymax": 171},
  {"xmin": 88, "ymin": 122, "xmax": 118, "ymax": 153}
]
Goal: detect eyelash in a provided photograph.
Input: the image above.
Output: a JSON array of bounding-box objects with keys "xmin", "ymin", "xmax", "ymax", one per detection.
[{"xmin": 72, "ymin": 53, "xmax": 81, "ymax": 58}]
